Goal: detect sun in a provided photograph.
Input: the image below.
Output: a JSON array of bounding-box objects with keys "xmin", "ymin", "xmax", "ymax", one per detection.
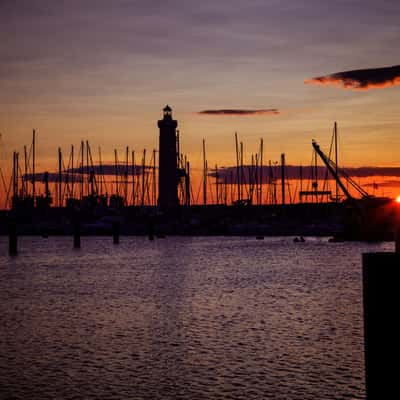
[{"xmin": 396, "ymin": 195, "xmax": 400, "ymax": 203}]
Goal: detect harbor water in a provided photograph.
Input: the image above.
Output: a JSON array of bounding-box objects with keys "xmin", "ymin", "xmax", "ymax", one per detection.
[{"xmin": 1, "ymin": 236, "xmax": 391, "ymax": 399}]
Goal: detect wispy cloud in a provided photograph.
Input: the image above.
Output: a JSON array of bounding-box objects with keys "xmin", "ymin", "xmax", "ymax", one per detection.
[
  {"xmin": 197, "ymin": 109, "xmax": 280, "ymax": 116},
  {"xmin": 305, "ymin": 65, "xmax": 400, "ymax": 90},
  {"xmin": 364, "ymin": 180, "xmax": 400, "ymax": 188}
]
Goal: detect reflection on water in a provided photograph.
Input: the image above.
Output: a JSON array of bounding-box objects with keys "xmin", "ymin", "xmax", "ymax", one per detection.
[{"xmin": 0, "ymin": 236, "xmax": 391, "ymax": 399}]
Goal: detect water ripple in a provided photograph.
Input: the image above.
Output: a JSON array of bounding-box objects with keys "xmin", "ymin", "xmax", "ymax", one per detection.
[{"xmin": 0, "ymin": 236, "xmax": 390, "ymax": 399}]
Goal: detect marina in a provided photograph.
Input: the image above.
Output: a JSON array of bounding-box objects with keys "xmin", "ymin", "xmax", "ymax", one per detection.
[{"xmin": 1, "ymin": 107, "xmax": 397, "ymax": 241}]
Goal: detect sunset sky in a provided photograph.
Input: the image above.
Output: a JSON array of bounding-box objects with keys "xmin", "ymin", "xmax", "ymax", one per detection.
[{"xmin": 1, "ymin": 0, "xmax": 399, "ymax": 178}]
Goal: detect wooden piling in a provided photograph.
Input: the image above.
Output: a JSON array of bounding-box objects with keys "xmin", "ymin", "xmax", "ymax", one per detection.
[
  {"xmin": 395, "ymin": 227, "xmax": 400, "ymax": 253},
  {"xmin": 148, "ymin": 218, "xmax": 154, "ymax": 241},
  {"xmin": 73, "ymin": 221, "xmax": 81, "ymax": 248},
  {"xmin": 112, "ymin": 221, "xmax": 120, "ymax": 244},
  {"xmin": 362, "ymin": 252, "xmax": 400, "ymax": 399},
  {"xmin": 8, "ymin": 222, "xmax": 17, "ymax": 255}
]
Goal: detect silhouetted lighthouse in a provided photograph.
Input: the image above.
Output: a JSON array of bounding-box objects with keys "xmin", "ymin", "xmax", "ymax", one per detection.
[{"xmin": 158, "ymin": 105, "xmax": 179, "ymax": 209}]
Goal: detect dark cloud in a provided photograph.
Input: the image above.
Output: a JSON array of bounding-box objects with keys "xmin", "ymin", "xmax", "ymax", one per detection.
[
  {"xmin": 26, "ymin": 165, "xmax": 400, "ymax": 184},
  {"xmin": 344, "ymin": 167, "xmax": 400, "ymax": 177},
  {"xmin": 209, "ymin": 166, "xmax": 400, "ymax": 184},
  {"xmin": 25, "ymin": 164, "xmax": 153, "ymax": 183},
  {"xmin": 305, "ymin": 65, "xmax": 400, "ymax": 90},
  {"xmin": 198, "ymin": 109, "xmax": 280, "ymax": 116}
]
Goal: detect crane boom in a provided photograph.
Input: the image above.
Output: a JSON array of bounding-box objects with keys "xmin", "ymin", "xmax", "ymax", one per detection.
[{"xmin": 312, "ymin": 140, "xmax": 354, "ymax": 200}]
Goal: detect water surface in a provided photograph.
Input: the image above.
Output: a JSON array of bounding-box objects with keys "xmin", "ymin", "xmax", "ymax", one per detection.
[{"xmin": 0, "ymin": 236, "xmax": 390, "ymax": 399}]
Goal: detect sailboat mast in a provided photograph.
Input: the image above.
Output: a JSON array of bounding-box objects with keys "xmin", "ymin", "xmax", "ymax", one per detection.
[
  {"xmin": 71, "ymin": 145, "xmax": 74, "ymax": 199},
  {"xmin": 131, "ymin": 150, "xmax": 135, "ymax": 206},
  {"xmin": 80, "ymin": 140, "xmax": 84, "ymax": 199},
  {"xmin": 215, "ymin": 164, "xmax": 219, "ymax": 205},
  {"xmin": 334, "ymin": 121, "xmax": 338, "ymax": 201},
  {"xmin": 203, "ymin": 139, "xmax": 207, "ymax": 205},
  {"xmin": 299, "ymin": 165, "xmax": 303, "ymax": 203},
  {"xmin": 114, "ymin": 149, "xmax": 118, "ymax": 197},
  {"xmin": 23, "ymin": 145, "xmax": 27, "ymax": 197},
  {"xmin": 141, "ymin": 149, "xmax": 146, "ymax": 206},
  {"xmin": 153, "ymin": 149, "xmax": 156, "ymax": 206},
  {"xmin": 240, "ymin": 141, "xmax": 244, "ymax": 201},
  {"xmin": 281, "ymin": 153, "xmax": 285, "ymax": 206},
  {"xmin": 125, "ymin": 146, "xmax": 129, "ymax": 205},
  {"xmin": 32, "ymin": 129, "xmax": 35, "ymax": 204},
  {"xmin": 235, "ymin": 132, "xmax": 240, "ymax": 202},
  {"xmin": 260, "ymin": 139, "xmax": 263, "ymax": 205},
  {"xmin": 58, "ymin": 147, "xmax": 62, "ymax": 207}
]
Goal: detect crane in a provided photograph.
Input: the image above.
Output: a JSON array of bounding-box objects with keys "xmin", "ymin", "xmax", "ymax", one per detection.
[{"xmin": 311, "ymin": 140, "xmax": 371, "ymax": 201}]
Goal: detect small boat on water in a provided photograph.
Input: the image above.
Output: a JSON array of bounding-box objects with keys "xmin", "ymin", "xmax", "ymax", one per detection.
[{"xmin": 328, "ymin": 236, "xmax": 345, "ymax": 243}]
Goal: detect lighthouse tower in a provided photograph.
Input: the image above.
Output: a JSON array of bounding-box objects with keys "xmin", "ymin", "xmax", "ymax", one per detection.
[{"xmin": 158, "ymin": 105, "xmax": 179, "ymax": 209}]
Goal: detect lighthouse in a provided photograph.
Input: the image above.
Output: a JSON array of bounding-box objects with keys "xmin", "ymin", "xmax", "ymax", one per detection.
[{"xmin": 158, "ymin": 105, "xmax": 179, "ymax": 209}]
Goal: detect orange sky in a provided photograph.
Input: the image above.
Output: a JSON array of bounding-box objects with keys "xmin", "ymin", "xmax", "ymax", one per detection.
[{"xmin": 1, "ymin": 1, "xmax": 400, "ymax": 206}]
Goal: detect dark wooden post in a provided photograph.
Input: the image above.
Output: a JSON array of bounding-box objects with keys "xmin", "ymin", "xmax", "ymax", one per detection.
[
  {"xmin": 395, "ymin": 227, "xmax": 400, "ymax": 253},
  {"xmin": 8, "ymin": 221, "xmax": 17, "ymax": 255},
  {"xmin": 362, "ymin": 252, "xmax": 400, "ymax": 399},
  {"xmin": 73, "ymin": 220, "xmax": 81, "ymax": 249},
  {"xmin": 112, "ymin": 221, "xmax": 120, "ymax": 244},
  {"xmin": 148, "ymin": 218, "xmax": 154, "ymax": 241}
]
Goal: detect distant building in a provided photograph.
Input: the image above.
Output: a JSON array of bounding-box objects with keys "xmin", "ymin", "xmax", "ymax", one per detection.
[{"xmin": 158, "ymin": 105, "xmax": 179, "ymax": 209}]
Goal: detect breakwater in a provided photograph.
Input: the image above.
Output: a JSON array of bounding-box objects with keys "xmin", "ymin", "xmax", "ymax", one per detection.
[{"xmin": 1, "ymin": 203, "xmax": 345, "ymax": 237}]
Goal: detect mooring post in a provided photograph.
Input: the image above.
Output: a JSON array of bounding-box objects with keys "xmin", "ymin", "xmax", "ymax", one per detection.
[
  {"xmin": 362, "ymin": 251, "xmax": 400, "ymax": 399},
  {"xmin": 395, "ymin": 227, "xmax": 400, "ymax": 253},
  {"xmin": 112, "ymin": 221, "xmax": 120, "ymax": 244},
  {"xmin": 8, "ymin": 220, "xmax": 17, "ymax": 255},
  {"xmin": 148, "ymin": 218, "xmax": 154, "ymax": 241},
  {"xmin": 73, "ymin": 220, "xmax": 81, "ymax": 249}
]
